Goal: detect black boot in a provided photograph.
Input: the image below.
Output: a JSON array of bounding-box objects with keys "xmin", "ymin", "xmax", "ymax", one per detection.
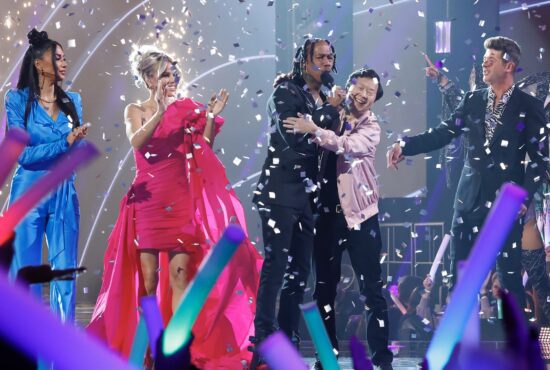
[
  {"xmin": 311, "ymin": 360, "xmax": 323, "ymax": 370},
  {"xmin": 248, "ymin": 336, "xmax": 267, "ymax": 370}
]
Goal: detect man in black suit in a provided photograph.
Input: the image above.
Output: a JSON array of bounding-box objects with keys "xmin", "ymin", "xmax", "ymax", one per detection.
[
  {"xmin": 250, "ymin": 37, "xmax": 345, "ymax": 365},
  {"xmin": 387, "ymin": 36, "xmax": 548, "ymax": 310}
]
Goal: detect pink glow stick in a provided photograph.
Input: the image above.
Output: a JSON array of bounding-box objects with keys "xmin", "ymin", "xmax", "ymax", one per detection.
[
  {"xmin": 0, "ymin": 141, "xmax": 99, "ymax": 245},
  {"xmin": 0, "ymin": 128, "xmax": 29, "ymax": 186}
]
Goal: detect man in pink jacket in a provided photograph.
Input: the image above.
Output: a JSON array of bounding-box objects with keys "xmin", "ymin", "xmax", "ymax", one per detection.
[{"xmin": 283, "ymin": 68, "xmax": 393, "ymax": 370}]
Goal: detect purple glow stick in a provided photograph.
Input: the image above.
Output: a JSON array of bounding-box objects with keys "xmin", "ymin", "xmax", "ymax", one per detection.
[
  {"xmin": 349, "ymin": 336, "xmax": 374, "ymax": 370},
  {"xmin": 258, "ymin": 331, "xmax": 308, "ymax": 370},
  {"xmin": 458, "ymin": 261, "xmax": 479, "ymax": 355},
  {"xmin": 0, "ymin": 141, "xmax": 99, "ymax": 245},
  {"xmin": 426, "ymin": 183, "xmax": 527, "ymax": 370},
  {"xmin": 0, "ymin": 128, "xmax": 29, "ymax": 186},
  {"xmin": 0, "ymin": 267, "xmax": 136, "ymax": 370},
  {"xmin": 140, "ymin": 296, "xmax": 164, "ymax": 358}
]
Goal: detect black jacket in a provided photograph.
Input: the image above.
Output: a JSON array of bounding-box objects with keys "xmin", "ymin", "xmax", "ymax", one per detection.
[
  {"xmin": 402, "ymin": 86, "xmax": 548, "ymax": 213},
  {"xmin": 253, "ymin": 76, "xmax": 339, "ymax": 209}
]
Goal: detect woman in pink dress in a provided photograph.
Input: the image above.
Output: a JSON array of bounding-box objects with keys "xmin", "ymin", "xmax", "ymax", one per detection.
[{"xmin": 88, "ymin": 45, "xmax": 262, "ymax": 369}]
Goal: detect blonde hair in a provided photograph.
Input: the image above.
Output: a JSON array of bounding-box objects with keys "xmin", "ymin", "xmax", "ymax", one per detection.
[{"xmin": 129, "ymin": 44, "xmax": 181, "ymax": 89}]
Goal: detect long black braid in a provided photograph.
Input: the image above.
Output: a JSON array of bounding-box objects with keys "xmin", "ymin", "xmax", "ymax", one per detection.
[
  {"xmin": 273, "ymin": 37, "xmax": 337, "ymax": 87},
  {"xmin": 17, "ymin": 28, "xmax": 80, "ymax": 128}
]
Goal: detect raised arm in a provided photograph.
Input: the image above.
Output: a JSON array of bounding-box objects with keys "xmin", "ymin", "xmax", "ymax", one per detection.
[
  {"xmin": 125, "ymin": 79, "xmax": 172, "ymax": 149},
  {"xmin": 124, "ymin": 103, "xmax": 163, "ymax": 149},
  {"xmin": 203, "ymin": 89, "xmax": 229, "ymax": 147},
  {"xmin": 5, "ymin": 90, "xmax": 84, "ymax": 167},
  {"xmin": 387, "ymin": 93, "xmax": 469, "ymax": 169}
]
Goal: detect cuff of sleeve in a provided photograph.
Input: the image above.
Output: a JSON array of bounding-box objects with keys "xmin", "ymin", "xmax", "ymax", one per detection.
[
  {"xmin": 61, "ymin": 137, "xmax": 70, "ymax": 151},
  {"xmin": 438, "ymin": 80, "xmax": 454, "ymax": 93}
]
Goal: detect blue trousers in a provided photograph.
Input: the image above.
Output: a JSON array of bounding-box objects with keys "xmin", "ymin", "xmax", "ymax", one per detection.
[{"xmin": 9, "ymin": 186, "xmax": 79, "ymax": 323}]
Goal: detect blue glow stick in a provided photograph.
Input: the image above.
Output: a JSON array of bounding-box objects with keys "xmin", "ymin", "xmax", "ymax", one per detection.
[
  {"xmin": 129, "ymin": 313, "xmax": 148, "ymax": 367},
  {"xmin": 140, "ymin": 296, "xmax": 164, "ymax": 358},
  {"xmin": 0, "ymin": 267, "xmax": 136, "ymax": 370},
  {"xmin": 162, "ymin": 225, "xmax": 245, "ymax": 355},
  {"xmin": 426, "ymin": 183, "xmax": 527, "ymax": 370},
  {"xmin": 0, "ymin": 128, "xmax": 29, "ymax": 186},
  {"xmin": 258, "ymin": 331, "xmax": 308, "ymax": 370},
  {"xmin": 300, "ymin": 301, "xmax": 341, "ymax": 370}
]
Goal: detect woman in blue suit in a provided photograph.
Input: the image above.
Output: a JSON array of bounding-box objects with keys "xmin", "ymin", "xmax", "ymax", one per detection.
[{"xmin": 5, "ymin": 29, "xmax": 87, "ymax": 323}]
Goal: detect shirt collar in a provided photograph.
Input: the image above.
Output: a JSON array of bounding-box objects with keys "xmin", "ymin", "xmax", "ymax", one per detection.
[{"xmin": 488, "ymin": 84, "xmax": 515, "ymax": 107}]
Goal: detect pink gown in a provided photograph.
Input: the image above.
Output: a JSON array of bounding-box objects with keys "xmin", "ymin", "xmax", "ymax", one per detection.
[{"xmin": 88, "ymin": 98, "xmax": 262, "ymax": 369}]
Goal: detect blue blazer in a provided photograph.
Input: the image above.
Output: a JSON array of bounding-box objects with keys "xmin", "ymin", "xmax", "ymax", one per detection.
[{"xmin": 5, "ymin": 87, "xmax": 83, "ymax": 218}]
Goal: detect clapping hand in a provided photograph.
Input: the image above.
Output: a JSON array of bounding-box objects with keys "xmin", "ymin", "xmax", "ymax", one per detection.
[{"xmin": 207, "ymin": 89, "xmax": 229, "ymax": 117}]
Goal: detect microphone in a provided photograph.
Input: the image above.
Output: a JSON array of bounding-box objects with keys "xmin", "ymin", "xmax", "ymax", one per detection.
[
  {"xmin": 320, "ymin": 71, "xmax": 335, "ymax": 89},
  {"xmin": 321, "ymin": 71, "xmax": 349, "ymax": 112}
]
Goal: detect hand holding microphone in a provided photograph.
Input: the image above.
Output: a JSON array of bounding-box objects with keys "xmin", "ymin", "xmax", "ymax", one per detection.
[{"xmin": 321, "ymin": 71, "xmax": 346, "ymax": 108}]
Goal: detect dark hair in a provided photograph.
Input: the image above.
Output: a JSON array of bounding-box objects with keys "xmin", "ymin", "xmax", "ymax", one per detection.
[
  {"xmin": 398, "ymin": 275, "xmax": 422, "ymax": 305},
  {"xmin": 17, "ymin": 28, "xmax": 80, "ymax": 128},
  {"xmin": 483, "ymin": 36, "xmax": 521, "ymax": 69},
  {"xmin": 273, "ymin": 37, "xmax": 337, "ymax": 87},
  {"xmin": 346, "ymin": 68, "xmax": 384, "ymax": 101}
]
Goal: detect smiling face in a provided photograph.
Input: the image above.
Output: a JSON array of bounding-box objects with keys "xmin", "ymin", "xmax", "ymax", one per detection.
[
  {"xmin": 482, "ymin": 48, "xmax": 514, "ymax": 85},
  {"xmin": 35, "ymin": 44, "xmax": 67, "ymax": 81},
  {"xmin": 303, "ymin": 41, "xmax": 334, "ymax": 84},
  {"xmin": 347, "ymin": 76, "xmax": 378, "ymax": 115},
  {"xmin": 146, "ymin": 60, "xmax": 180, "ymax": 97}
]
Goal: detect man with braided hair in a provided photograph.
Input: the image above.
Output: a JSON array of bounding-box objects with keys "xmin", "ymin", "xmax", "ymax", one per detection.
[{"xmin": 250, "ymin": 37, "xmax": 345, "ymax": 368}]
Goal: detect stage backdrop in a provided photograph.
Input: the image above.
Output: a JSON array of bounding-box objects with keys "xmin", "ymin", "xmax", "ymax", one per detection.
[{"xmin": 0, "ymin": 0, "xmax": 547, "ymax": 303}]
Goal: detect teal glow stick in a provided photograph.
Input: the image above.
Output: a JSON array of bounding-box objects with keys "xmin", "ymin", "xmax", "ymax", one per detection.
[
  {"xmin": 129, "ymin": 313, "xmax": 148, "ymax": 367},
  {"xmin": 497, "ymin": 299, "xmax": 503, "ymax": 319},
  {"xmin": 425, "ymin": 183, "xmax": 527, "ymax": 370},
  {"xmin": 162, "ymin": 225, "xmax": 245, "ymax": 355},
  {"xmin": 300, "ymin": 301, "xmax": 341, "ymax": 370}
]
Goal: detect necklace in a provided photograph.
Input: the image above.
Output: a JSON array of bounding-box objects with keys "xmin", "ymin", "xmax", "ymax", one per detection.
[{"xmin": 38, "ymin": 95, "xmax": 57, "ymax": 104}]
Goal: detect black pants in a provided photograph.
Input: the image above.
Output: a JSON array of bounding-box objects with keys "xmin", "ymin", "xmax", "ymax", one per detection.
[
  {"xmin": 450, "ymin": 209, "xmax": 525, "ymax": 310},
  {"xmin": 313, "ymin": 211, "xmax": 393, "ymax": 366},
  {"xmin": 254, "ymin": 203, "xmax": 315, "ymax": 342}
]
